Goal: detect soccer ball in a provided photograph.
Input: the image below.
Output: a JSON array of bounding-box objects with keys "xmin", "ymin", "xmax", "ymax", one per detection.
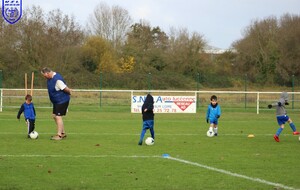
[
  {"xmin": 29, "ymin": 131, "xmax": 39, "ymax": 139},
  {"xmin": 206, "ymin": 130, "xmax": 215, "ymax": 137},
  {"xmin": 145, "ymin": 137, "xmax": 154, "ymax": 145}
]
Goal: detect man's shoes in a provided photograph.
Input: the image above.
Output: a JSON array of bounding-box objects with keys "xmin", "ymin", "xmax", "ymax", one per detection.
[
  {"xmin": 273, "ymin": 135, "xmax": 280, "ymax": 142},
  {"xmin": 51, "ymin": 133, "xmax": 67, "ymax": 140},
  {"xmin": 138, "ymin": 141, "xmax": 142, "ymax": 145},
  {"xmin": 292, "ymin": 131, "xmax": 300, "ymax": 135},
  {"xmin": 61, "ymin": 133, "xmax": 67, "ymax": 138},
  {"xmin": 51, "ymin": 134, "xmax": 62, "ymax": 140}
]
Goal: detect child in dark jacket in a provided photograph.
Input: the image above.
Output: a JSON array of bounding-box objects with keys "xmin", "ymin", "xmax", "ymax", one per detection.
[
  {"xmin": 17, "ymin": 94, "xmax": 36, "ymax": 138},
  {"xmin": 138, "ymin": 94, "xmax": 155, "ymax": 145}
]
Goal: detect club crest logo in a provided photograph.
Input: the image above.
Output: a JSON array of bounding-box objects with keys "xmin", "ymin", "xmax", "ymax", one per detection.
[{"xmin": 2, "ymin": 0, "xmax": 22, "ymax": 24}]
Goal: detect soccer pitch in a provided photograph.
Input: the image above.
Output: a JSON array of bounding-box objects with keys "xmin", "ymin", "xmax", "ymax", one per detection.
[{"xmin": 0, "ymin": 107, "xmax": 300, "ymax": 190}]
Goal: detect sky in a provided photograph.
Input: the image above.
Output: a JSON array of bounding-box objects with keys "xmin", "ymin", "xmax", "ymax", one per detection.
[{"xmin": 21, "ymin": 0, "xmax": 300, "ymax": 49}]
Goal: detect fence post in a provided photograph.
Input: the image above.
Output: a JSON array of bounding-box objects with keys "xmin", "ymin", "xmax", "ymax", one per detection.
[
  {"xmin": 244, "ymin": 74, "xmax": 247, "ymax": 109},
  {"xmin": 0, "ymin": 89, "xmax": 2, "ymax": 112},
  {"xmin": 257, "ymin": 92, "xmax": 260, "ymax": 114},
  {"xmin": 0, "ymin": 70, "xmax": 2, "ymax": 89},
  {"xmin": 292, "ymin": 74, "xmax": 294, "ymax": 109},
  {"xmin": 33, "ymin": 70, "xmax": 37, "ymax": 88},
  {"xmin": 197, "ymin": 73, "xmax": 200, "ymax": 109},
  {"xmin": 148, "ymin": 72, "xmax": 151, "ymax": 92},
  {"xmin": 99, "ymin": 72, "xmax": 102, "ymax": 108},
  {"xmin": 0, "ymin": 70, "xmax": 2, "ymax": 112}
]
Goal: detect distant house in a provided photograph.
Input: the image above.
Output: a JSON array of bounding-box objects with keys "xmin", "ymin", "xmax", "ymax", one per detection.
[{"xmin": 203, "ymin": 45, "xmax": 236, "ymax": 54}]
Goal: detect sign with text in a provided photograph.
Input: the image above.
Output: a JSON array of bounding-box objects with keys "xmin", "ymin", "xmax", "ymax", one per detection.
[{"xmin": 131, "ymin": 95, "xmax": 196, "ymax": 113}]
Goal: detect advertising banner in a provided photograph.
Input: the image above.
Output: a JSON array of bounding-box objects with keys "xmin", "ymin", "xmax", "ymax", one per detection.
[{"xmin": 131, "ymin": 95, "xmax": 196, "ymax": 113}]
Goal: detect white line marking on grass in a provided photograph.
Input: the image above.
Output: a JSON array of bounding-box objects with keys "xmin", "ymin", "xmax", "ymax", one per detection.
[
  {"xmin": 165, "ymin": 156, "xmax": 299, "ymax": 190},
  {"xmin": 1, "ymin": 154, "xmax": 299, "ymax": 189},
  {"xmin": 0, "ymin": 132, "xmax": 284, "ymax": 136},
  {"xmin": 0, "ymin": 154, "xmax": 161, "ymax": 158}
]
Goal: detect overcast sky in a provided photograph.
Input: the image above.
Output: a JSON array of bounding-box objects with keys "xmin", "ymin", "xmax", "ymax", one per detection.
[{"xmin": 24, "ymin": 0, "xmax": 300, "ymax": 49}]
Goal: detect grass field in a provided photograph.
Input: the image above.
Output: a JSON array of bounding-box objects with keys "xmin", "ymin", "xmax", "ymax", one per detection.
[{"xmin": 0, "ymin": 106, "xmax": 300, "ymax": 190}]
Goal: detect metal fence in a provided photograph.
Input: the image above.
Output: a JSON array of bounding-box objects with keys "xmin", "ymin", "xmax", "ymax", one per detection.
[{"xmin": 1, "ymin": 88, "xmax": 300, "ymax": 114}]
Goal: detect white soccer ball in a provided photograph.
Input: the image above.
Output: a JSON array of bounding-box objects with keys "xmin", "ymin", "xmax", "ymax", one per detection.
[
  {"xmin": 145, "ymin": 137, "xmax": 154, "ymax": 145},
  {"xmin": 206, "ymin": 130, "xmax": 215, "ymax": 137},
  {"xmin": 29, "ymin": 131, "xmax": 39, "ymax": 139}
]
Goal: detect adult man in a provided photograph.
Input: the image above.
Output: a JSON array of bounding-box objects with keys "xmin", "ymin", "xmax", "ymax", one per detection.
[{"xmin": 41, "ymin": 67, "xmax": 72, "ymax": 140}]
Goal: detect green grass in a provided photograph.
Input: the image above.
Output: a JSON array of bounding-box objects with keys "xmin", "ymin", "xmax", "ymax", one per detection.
[{"xmin": 0, "ymin": 107, "xmax": 300, "ymax": 190}]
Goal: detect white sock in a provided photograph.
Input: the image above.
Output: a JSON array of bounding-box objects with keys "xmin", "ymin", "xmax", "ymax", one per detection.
[
  {"xmin": 213, "ymin": 127, "xmax": 218, "ymax": 134},
  {"xmin": 209, "ymin": 127, "xmax": 213, "ymax": 131}
]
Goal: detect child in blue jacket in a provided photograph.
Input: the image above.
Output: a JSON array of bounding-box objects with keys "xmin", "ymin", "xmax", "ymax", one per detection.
[
  {"xmin": 17, "ymin": 94, "xmax": 36, "ymax": 138},
  {"xmin": 206, "ymin": 95, "xmax": 221, "ymax": 136}
]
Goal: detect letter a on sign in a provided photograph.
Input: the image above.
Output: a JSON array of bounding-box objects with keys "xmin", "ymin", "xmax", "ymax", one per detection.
[{"xmin": 2, "ymin": 0, "xmax": 22, "ymax": 24}]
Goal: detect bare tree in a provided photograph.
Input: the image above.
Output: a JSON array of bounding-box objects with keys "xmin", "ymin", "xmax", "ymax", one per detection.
[
  {"xmin": 167, "ymin": 27, "xmax": 206, "ymax": 75},
  {"xmin": 233, "ymin": 17, "xmax": 280, "ymax": 84},
  {"xmin": 276, "ymin": 14, "xmax": 300, "ymax": 82},
  {"xmin": 89, "ymin": 2, "xmax": 132, "ymax": 48},
  {"xmin": 233, "ymin": 14, "xmax": 300, "ymax": 85},
  {"xmin": 124, "ymin": 21, "xmax": 169, "ymax": 72}
]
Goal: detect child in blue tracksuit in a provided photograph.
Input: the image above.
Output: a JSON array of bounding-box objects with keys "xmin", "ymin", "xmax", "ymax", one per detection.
[
  {"xmin": 138, "ymin": 94, "xmax": 155, "ymax": 145},
  {"xmin": 206, "ymin": 95, "xmax": 221, "ymax": 136},
  {"xmin": 17, "ymin": 94, "xmax": 36, "ymax": 138},
  {"xmin": 268, "ymin": 92, "xmax": 299, "ymax": 142}
]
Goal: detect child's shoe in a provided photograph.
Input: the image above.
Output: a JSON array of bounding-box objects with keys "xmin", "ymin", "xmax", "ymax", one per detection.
[
  {"xmin": 292, "ymin": 131, "xmax": 300, "ymax": 135},
  {"xmin": 138, "ymin": 141, "xmax": 142, "ymax": 145},
  {"xmin": 273, "ymin": 135, "xmax": 280, "ymax": 142},
  {"xmin": 214, "ymin": 133, "xmax": 218, "ymax": 136}
]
